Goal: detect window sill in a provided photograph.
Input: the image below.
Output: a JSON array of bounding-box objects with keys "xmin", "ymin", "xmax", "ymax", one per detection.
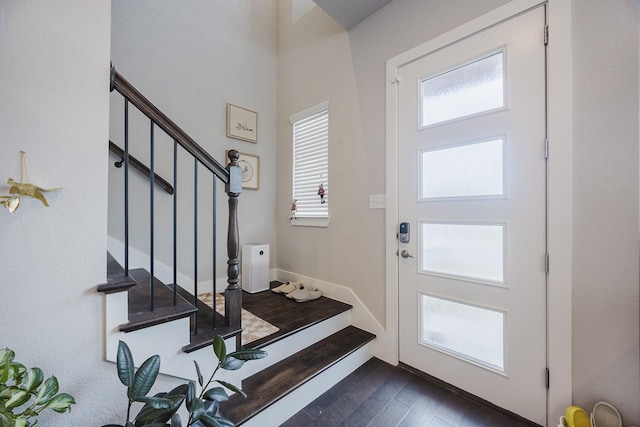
[{"xmin": 290, "ymin": 216, "xmax": 330, "ymax": 228}]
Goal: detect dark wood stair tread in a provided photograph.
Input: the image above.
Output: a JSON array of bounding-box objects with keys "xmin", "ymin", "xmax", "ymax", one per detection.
[
  {"xmin": 240, "ymin": 281, "xmax": 353, "ymax": 349},
  {"xmin": 178, "ymin": 285, "xmax": 242, "ymax": 353},
  {"xmin": 99, "ymin": 254, "xmax": 240, "ymax": 344},
  {"xmin": 97, "ymin": 252, "xmax": 137, "ymax": 294},
  {"xmin": 219, "ymin": 326, "xmax": 375, "ymax": 425},
  {"xmin": 119, "ymin": 268, "xmax": 197, "ymax": 332}
]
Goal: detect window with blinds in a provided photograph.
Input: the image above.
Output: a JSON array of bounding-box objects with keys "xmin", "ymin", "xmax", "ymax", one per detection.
[{"xmin": 290, "ymin": 102, "xmax": 329, "ymax": 225}]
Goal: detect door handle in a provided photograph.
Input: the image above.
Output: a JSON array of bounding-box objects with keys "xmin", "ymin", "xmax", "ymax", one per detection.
[{"xmin": 400, "ymin": 249, "xmax": 415, "ymax": 259}]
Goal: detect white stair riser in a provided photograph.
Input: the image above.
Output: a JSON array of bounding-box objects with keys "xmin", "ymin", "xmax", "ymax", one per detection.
[
  {"xmin": 241, "ymin": 340, "xmax": 375, "ymax": 427},
  {"xmin": 104, "ymin": 291, "xmax": 354, "ymax": 389},
  {"xmin": 240, "ymin": 310, "xmax": 352, "ymax": 378}
]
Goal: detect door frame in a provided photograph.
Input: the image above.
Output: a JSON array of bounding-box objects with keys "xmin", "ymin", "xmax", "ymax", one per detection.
[{"xmin": 384, "ymin": 0, "xmax": 572, "ymax": 424}]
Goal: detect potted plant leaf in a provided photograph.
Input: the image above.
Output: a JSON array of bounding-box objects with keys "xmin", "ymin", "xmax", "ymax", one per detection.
[
  {"xmin": 0, "ymin": 347, "xmax": 76, "ymax": 426},
  {"xmin": 105, "ymin": 336, "xmax": 266, "ymax": 427}
]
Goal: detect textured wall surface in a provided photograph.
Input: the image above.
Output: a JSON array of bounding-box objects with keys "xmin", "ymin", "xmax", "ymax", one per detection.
[
  {"xmin": 0, "ymin": 0, "xmax": 140, "ymax": 424},
  {"xmin": 572, "ymin": 0, "xmax": 640, "ymax": 423},
  {"xmin": 110, "ymin": 0, "xmax": 279, "ymax": 283}
]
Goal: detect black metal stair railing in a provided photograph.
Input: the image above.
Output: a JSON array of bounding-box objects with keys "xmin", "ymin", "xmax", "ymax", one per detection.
[{"xmin": 106, "ymin": 63, "xmax": 243, "ymax": 343}]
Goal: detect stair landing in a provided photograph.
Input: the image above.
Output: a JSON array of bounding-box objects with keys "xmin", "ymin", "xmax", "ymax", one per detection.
[{"xmin": 240, "ymin": 281, "xmax": 353, "ymax": 349}]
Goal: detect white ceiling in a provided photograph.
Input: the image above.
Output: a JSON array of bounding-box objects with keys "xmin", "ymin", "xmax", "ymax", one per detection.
[{"xmin": 312, "ymin": 0, "xmax": 395, "ymax": 30}]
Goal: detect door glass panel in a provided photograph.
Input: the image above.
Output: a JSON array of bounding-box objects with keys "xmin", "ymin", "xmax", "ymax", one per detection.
[
  {"xmin": 421, "ymin": 294, "xmax": 505, "ymax": 371},
  {"xmin": 421, "ymin": 51, "xmax": 504, "ymax": 127},
  {"xmin": 421, "ymin": 138, "xmax": 504, "ymax": 199},
  {"xmin": 420, "ymin": 222, "xmax": 504, "ymax": 283}
]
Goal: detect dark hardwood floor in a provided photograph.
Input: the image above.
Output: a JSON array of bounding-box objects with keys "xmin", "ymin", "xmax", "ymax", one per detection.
[
  {"xmin": 281, "ymin": 358, "xmax": 539, "ymax": 427},
  {"xmin": 241, "ymin": 282, "xmax": 353, "ymax": 349},
  {"xmin": 241, "ymin": 282, "xmax": 537, "ymax": 426}
]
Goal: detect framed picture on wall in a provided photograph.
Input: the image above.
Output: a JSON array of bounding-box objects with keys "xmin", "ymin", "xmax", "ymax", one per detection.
[
  {"xmin": 226, "ymin": 150, "xmax": 259, "ymax": 190},
  {"xmin": 226, "ymin": 103, "xmax": 258, "ymax": 143}
]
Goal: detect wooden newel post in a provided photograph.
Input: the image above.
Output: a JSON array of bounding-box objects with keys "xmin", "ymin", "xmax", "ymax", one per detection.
[{"xmin": 225, "ymin": 149, "xmax": 242, "ymax": 329}]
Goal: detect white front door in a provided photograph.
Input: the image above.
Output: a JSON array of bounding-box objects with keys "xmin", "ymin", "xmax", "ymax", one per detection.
[{"xmin": 397, "ymin": 6, "xmax": 547, "ymax": 424}]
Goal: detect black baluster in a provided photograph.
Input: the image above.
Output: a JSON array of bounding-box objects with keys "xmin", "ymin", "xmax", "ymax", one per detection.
[
  {"xmin": 193, "ymin": 159, "xmax": 198, "ymax": 333},
  {"xmin": 124, "ymin": 99, "xmax": 129, "ymax": 276},
  {"xmin": 173, "ymin": 140, "xmax": 178, "ymax": 307},
  {"xmin": 149, "ymin": 120, "xmax": 155, "ymax": 312}
]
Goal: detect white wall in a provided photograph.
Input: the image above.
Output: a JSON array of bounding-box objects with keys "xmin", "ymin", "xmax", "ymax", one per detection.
[
  {"xmin": 0, "ymin": 0, "xmax": 156, "ymax": 424},
  {"xmin": 277, "ymin": 0, "xmax": 510, "ymax": 341},
  {"xmin": 572, "ymin": 0, "xmax": 640, "ymax": 422},
  {"xmin": 278, "ymin": 0, "xmax": 640, "ymax": 424},
  {"xmin": 109, "ymin": 0, "xmax": 278, "ymax": 285}
]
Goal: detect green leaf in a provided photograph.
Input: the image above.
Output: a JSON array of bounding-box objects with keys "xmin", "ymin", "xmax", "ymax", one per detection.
[
  {"xmin": 5, "ymin": 390, "xmax": 30, "ymax": 409},
  {"xmin": 186, "ymin": 382, "xmax": 196, "ymax": 412},
  {"xmin": 129, "ymin": 355, "xmax": 160, "ymax": 399},
  {"xmin": 35, "ymin": 376, "xmax": 59, "ymax": 405},
  {"xmin": 220, "ymin": 356, "xmax": 244, "ymax": 371},
  {"xmin": 116, "ymin": 341, "xmax": 135, "ymax": 388},
  {"xmin": 135, "ymin": 395, "xmax": 183, "ymax": 410},
  {"xmin": 199, "ymin": 413, "xmax": 235, "ymax": 427},
  {"xmin": 165, "ymin": 384, "xmax": 189, "ymax": 398},
  {"xmin": 203, "ymin": 400, "xmax": 219, "ymax": 415},
  {"xmin": 202, "ymin": 387, "xmax": 228, "ymax": 402},
  {"xmin": 22, "ymin": 367, "xmax": 44, "ymax": 393},
  {"xmin": 227, "ymin": 349, "xmax": 267, "ymax": 361},
  {"xmin": 134, "ymin": 395, "xmax": 184, "ymax": 422},
  {"xmin": 170, "ymin": 414, "xmax": 182, "ymax": 427},
  {"xmin": 193, "ymin": 360, "xmax": 203, "ymax": 388},
  {"xmin": 44, "ymin": 392, "xmax": 75, "ymax": 413},
  {"xmin": 0, "ymin": 349, "xmax": 13, "ymax": 383},
  {"xmin": 0, "ymin": 385, "xmax": 18, "ymax": 399},
  {"xmin": 0, "ymin": 349, "xmax": 12, "ymax": 365},
  {"xmin": 3, "ymin": 362, "xmax": 26, "ymax": 384},
  {"xmin": 216, "ymin": 380, "xmax": 246, "ymax": 399},
  {"xmin": 189, "ymin": 398, "xmax": 205, "ymax": 421},
  {"xmin": 14, "ymin": 416, "xmax": 28, "ymax": 427},
  {"xmin": 212, "ymin": 336, "xmax": 226, "ymax": 363}
]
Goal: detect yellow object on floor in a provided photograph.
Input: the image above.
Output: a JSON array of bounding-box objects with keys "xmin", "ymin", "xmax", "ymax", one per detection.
[{"xmin": 566, "ymin": 406, "xmax": 591, "ymax": 427}]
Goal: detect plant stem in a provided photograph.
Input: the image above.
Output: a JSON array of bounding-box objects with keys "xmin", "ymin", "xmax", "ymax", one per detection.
[
  {"xmin": 126, "ymin": 400, "xmax": 132, "ymax": 423},
  {"xmin": 186, "ymin": 362, "xmax": 222, "ymax": 426}
]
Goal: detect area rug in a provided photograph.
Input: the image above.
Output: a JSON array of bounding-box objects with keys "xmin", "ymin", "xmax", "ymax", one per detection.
[{"xmin": 198, "ymin": 292, "xmax": 279, "ymax": 346}]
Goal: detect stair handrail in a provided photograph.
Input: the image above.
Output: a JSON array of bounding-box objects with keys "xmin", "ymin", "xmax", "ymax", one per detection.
[
  {"xmin": 109, "ymin": 63, "xmax": 243, "ymax": 341},
  {"xmin": 109, "ymin": 140, "xmax": 174, "ymax": 195},
  {"xmin": 110, "ymin": 64, "xmax": 229, "ymax": 183}
]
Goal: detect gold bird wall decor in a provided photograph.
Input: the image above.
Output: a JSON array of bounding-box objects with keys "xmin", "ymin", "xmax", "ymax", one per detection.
[{"xmin": 0, "ymin": 151, "xmax": 61, "ymax": 213}]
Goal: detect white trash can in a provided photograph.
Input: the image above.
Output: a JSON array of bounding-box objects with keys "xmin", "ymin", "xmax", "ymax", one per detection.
[{"xmin": 241, "ymin": 244, "xmax": 269, "ymax": 293}]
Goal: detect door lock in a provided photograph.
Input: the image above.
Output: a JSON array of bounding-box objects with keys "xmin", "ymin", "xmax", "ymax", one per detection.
[
  {"xmin": 400, "ymin": 249, "xmax": 415, "ymax": 259},
  {"xmin": 399, "ymin": 222, "xmax": 410, "ymax": 243}
]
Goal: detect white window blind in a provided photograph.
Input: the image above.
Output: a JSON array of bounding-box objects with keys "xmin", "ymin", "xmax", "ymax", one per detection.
[{"xmin": 291, "ymin": 102, "xmax": 329, "ymax": 222}]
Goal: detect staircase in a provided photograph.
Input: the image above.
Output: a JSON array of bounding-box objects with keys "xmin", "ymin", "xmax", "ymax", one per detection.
[
  {"xmin": 101, "ymin": 255, "xmax": 375, "ymax": 425},
  {"xmin": 98, "ymin": 65, "xmax": 377, "ymax": 425}
]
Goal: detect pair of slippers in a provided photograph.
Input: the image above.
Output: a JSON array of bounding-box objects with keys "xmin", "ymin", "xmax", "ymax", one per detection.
[{"xmin": 272, "ymin": 281, "xmax": 322, "ymax": 302}]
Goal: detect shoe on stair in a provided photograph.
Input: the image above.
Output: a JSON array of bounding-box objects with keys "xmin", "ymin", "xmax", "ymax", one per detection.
[
  {"xmin": 285, "ymin": 284, "xmax": 316, "ymax": 299},
  {"xmin": 293, "ymin": 288, "xmax": 322, "ymax": 303},
  {"xmin": 272, "ymin": 281, "xmax": 301, "ymax": 294}
]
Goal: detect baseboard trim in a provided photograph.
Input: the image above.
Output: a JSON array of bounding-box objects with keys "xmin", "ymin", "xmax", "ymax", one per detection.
[{"xmin": 274, "ymin": 268, "xmax": 395, "ymax": 365}]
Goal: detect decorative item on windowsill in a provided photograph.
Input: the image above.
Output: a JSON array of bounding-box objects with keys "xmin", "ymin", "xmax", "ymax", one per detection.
[
  {"xmin": 0, "ymin": 151, "xmax": 61, "ymax": 213},
  {"xmin": 289, "ymin": 198, "xmax": 297, "ymax": 220},
  {"xmin": 318, "ymin": 183, "xmax": 326, "ymax": 204}
]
